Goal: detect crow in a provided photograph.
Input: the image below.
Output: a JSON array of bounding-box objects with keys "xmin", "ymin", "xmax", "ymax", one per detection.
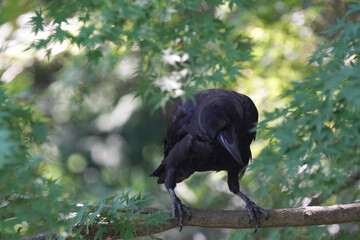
[{"xmin": 150, "ymin": 89, "xmax": 268, "ymax": 232}]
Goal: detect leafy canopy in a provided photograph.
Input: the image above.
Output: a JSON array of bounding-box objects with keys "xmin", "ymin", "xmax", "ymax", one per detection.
[
  {"xmin": 0, "ymin": 86, "xmax": 71, "ymax": 238},
  {"xmin": 29, "ymin": 0, "xmax": 253, "ymax": 108},
  {"xmin": 252, "ymin": 0, "xmax": 360, "ymax": 209}
]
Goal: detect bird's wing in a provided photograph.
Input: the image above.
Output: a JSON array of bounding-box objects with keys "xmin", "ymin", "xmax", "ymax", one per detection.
[
  {"xmin": 163, "ymin": 102, "xmax": 193, "ymax": 157},
  {"xmin": 151, "ymin": 100, "xmax": 195, "ymax": 183},
  {"xmin": 235, "ymin": 93, "xmax": 258, "ymax": 142}
]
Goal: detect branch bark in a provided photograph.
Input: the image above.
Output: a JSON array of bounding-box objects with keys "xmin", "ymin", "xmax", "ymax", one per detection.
[
  {"xmin": 21, "ymin": 203, "xmax": 360, "ymax": 239},
  {"xmin": 80, "ymin": 203, "xmax": 360, "ymax": 239}
]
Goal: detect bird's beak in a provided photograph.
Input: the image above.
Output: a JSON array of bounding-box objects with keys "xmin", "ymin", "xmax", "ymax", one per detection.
[{"xmin": 217, "ymin": 129, "xmax": 243, "ymax": 165}]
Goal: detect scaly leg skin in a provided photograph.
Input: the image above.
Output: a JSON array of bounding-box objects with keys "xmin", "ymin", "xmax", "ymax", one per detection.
[
  {"xmin": 167, "ymin": 188, "xmax": 192, "ymax": 231},
  {"xmin": 237, "ymin": 191, "xmax": 268, "ymax": 233}
]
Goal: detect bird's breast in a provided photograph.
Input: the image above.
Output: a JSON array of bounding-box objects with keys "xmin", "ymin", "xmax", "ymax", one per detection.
[{"xmin": 183, "ymin": 140, "xmax": 244, "ymax": 172}]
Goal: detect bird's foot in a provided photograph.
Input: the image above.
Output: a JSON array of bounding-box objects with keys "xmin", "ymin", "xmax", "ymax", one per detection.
[
  {"xmin": 171, "ymin": 196, "xmax": 192, "ymax": 231},
  {"xmin": 244, "ymin": 200, "xmax": 268, "ymax": 233}
]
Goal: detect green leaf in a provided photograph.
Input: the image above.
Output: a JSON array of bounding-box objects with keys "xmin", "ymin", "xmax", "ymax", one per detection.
[
  {"xmin": 55, "ymin": 26, "xmax": 70, "ymax": 43},
  {"xmin": 228, "ymin": 0, "xmax": 254, "ymax": 8},
  {"xmin": 87, "ymin": 49, "xmax": 103, "ymax": 63},
  {"xmin": 94, "ymin": 226, "xmax": 107, "ymax": 240},
  {"xmin": 30, "ymin": 121, "xmax": 48, "ymax": 143},
  {"xmin": 0, "ymin": 134, "xmax": 17, "ymax": 167},
  {"xmin": 89, "ymin": 201, "xmax": 106, "ymax": 224},
  {"xmin": 31, "ymin": 10, "xmax": 44, "ymax": 35}
]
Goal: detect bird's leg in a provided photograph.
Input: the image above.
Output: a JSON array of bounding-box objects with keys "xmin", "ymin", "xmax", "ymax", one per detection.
[
  {"xmin": 236, "ymin": 191, "xmax": 268, "ymax": 232},
  {"xmin": 165, "ymin": 167, "xmax": 191, "ymax": 231},
  {"xmin": 227, "ymin": 170, "xmax": 268, "ymax": 232},
  {"xmin": 167, "ymin": 188, "xmax": 192, "ymax": 231}
]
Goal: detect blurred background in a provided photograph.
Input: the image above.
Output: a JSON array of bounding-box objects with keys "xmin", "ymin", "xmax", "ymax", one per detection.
[{"xmin": 0, "ymin": 0, "xmax": 354, "ymax": 239}]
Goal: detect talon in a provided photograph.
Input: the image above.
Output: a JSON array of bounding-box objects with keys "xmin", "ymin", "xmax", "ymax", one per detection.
[
  {"xmin": 254, "ymin": 223, "xmax": 258, "ymax": 233},
  {"xmin": 260, "ymin": 208, "xmax": 269, "ymax": 220},
  {"xmin": 184, "ymin": 206, "xmax": 192, "ymax": 221},
  {"xmin": 244, "ymin": 200, "xmax": 267, "ymax": 233},
  {"xmin": 168, "ymin": 189, "xmax": 192, "ymax": 231},
  {"xmin": 175, "ymin": 202, "xmax": 191, "ymax": 231}
]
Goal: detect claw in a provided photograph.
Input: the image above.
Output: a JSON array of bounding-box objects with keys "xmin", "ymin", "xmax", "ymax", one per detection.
[
  {"xmin": 261, "ymin": 207, "xmax": 269, "ymax": 220},
  {"xmin": 236, "ymin": 191, "xmax": 268, "ymax": 233},
  {"xmin": 244, "ymin": 200, "xmax": 268, "ymax": 233},
  {"xmin": 173, "ymin": 197, "xmax": 191, "ymax": 231},
  {"xmin": 168, "ymin": 188, "xmax": 192, "ymax": 231}
]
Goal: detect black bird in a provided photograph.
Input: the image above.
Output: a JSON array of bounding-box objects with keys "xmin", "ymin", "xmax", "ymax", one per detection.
[{"xmin": 150, "ymin": 89, "xmax": 268, "ymax": 232}]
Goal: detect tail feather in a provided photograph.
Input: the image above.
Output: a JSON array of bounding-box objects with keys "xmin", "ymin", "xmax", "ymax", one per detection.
[{"xmin": 150, "ymin": 164, "xmax": 166, "ymax": 184}]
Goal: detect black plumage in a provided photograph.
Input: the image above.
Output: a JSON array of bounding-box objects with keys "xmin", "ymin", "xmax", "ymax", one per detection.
[{"xmin": 151, "ymin": 89, "xmax": 268, "ymax": 232}]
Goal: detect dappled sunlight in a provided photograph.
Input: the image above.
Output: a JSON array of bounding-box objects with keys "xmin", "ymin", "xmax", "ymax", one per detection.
[
  {"xmin": 0, "ymin": 12, "xmax": 81, "ymax": 83},
  {"xmin": 95, "ymin": 93, "xmax": 141, "ymax": 132},
  {"xmin": 176, "ymin": 182, "xmax": 198, "ymax": 204},
  {"xmin": 161, "ymin": 48, "xmax": 189, "ymax": 66},
  {"xmin": 113, "ymin": 55, "xmax": 139, "ymax": 80},
  {"xmin": 1, "ymin": 62, "xmax": 24, "ymax": 83},
  {"xmin": 328, "ymin": 224, "xmax": 340, "ymax": 235},
  {"xmin": 207, "ymin": 171, "xmax": 228, "ymax": 193},
  {"xmin": 90, "ymin": 135, "xmax": 123, "ymax": 167},
  {"xmin": 154, "ymin": 75, "xmax": 182, "ymax": 92},
  {"xmin": 230, "ymin": 195, "xmax": 245, "ymax": 208},
  {"xmin": 193, "ymin": 232, "xmax": 207, "ymax": 240},
  {"xmin": 249, "ymin": 27, "xmax": 270, "ymax": 42},
  {"xmin": 291, "ymin": 11, "xmax": 305, "ymax": 26},
  {"xmin": 67, "ymin": 153, "xmax": 87, "ymax": 173}
]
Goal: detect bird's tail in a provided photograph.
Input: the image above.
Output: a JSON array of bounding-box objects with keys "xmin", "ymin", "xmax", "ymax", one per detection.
[{"xmin": 150, "ymin": 164, "xmax": 166, "ymax": 184}]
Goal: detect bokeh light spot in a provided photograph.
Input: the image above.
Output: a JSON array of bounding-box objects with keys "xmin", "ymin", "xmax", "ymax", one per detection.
[{"xmin": 67, "ymin": 153, "xmax": 87, "ymax": 173}]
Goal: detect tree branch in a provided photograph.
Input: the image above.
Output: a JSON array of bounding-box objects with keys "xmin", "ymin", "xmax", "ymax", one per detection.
[
  {"xmin": 21, "ymin": 203, "xmax": 360, "ymax": 239},
  {"xmin": 79, "ymin": 203, "xmax": 360, "ymax": 239}
]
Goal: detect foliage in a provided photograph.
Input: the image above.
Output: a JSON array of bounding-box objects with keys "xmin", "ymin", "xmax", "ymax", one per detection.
[
  {"xmin": 0, "ymin": 86, "xmax": 168, "ymax": 239},
  {"xmin": 249, "ymin": 1, "xmax": 360, "ymax": 238},
  {"xmin": 71, "ymin": 190, "xmax": 170, "ymax": 240},
  {"xmin": 0, "ymin": 85, "xmax": 71, "ymax": 238},
  {"xmin": 28, "ymin": 0, "xmax": 253, "ymax": 108}
]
